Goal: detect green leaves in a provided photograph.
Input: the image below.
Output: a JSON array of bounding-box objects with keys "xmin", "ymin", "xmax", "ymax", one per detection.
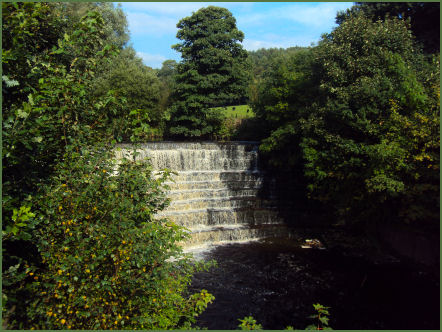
[
  {"xmin": 169, "ymin": 6, "xmax": 250, "ymax": 139},
  {"xmin": 22, "ymin": 145, "xmax": 213, "ymax": 329},
  {"xmin": 306, "ymin": 303, "xmax": 333, "ymax": 330},
  {"xmin": 15, "ymin": 108, "xmax": 29, "ymax": 119},
  {"xmin": 2, "ymin": 75, "xmax": 19, "ymax": 87},
  {"xmin": 3, "ymin": 203, "xmax": 37, "ymax": 242},
  {"xmin": 304, "ymin": 15, "xmax": 439, "ymax": 224},
  {"xmin": 92, "ymin": 47, "xmax": 165, "ymax": 142},
  {"xmin": 253, "ymin": 14, "xmax": 439, "ymax": 227},
  {"xmin": 336, "ymin": 2, "xmax": 439, "ymax": 54},
  {"xmin": 2, "ymin": 3, "xmax": 141, "ymax": 328},
  {"xmin": 238, "ymin": 316, "xmax": 263, "ymax": 330}
]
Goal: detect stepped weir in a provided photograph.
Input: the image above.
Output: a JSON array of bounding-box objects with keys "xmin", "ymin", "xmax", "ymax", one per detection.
[{"xmin": 116, "ymin": 142, "xmax": 288, "ymax": 252}]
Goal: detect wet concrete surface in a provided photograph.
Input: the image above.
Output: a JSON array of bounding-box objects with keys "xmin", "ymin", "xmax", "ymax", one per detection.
[{"xmin": 189, "ymin": 235, "xmax": 439, "ymax": 330}]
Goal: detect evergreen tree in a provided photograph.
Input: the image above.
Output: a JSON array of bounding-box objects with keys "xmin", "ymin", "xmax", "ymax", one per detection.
[{"xmin": 168, "ymin": 6, "xmax": 249, "ymax": 139}]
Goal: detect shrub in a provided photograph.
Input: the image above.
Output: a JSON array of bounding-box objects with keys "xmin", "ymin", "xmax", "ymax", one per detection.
[
  {"xmin": 237, "ymin": 303, "xmax": 333, "ymax": 330},
  {"xmin": 306, "ymin": 303, "xmax": 332, "ymax": 330},
  {"xmin": 238, "ymin": 316, "xmax": 263, "ymax": 330},
  {"xmin": 26, "ymin": 145, "xmax": 214, "ymax": 329}
]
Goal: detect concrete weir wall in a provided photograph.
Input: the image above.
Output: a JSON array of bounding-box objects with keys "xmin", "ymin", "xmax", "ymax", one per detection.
[{"xmin": 115, "ymin": 142, "xmax": 287, "ymax": 249}]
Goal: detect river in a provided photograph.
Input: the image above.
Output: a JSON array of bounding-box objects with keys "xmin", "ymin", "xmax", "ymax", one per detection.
[{"xmin": 189, "ymin": 233, "xmax": 439, "ymax": 330}]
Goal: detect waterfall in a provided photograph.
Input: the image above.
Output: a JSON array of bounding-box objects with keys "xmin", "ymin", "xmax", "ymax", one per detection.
[{"xmin": 115, "ymin": 142, "xmax": 287, "ymax": 252}]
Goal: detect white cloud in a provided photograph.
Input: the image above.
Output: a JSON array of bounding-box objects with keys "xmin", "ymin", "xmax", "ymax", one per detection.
[
  {"xmin": 277, "ymin": 3, "xmax": 352, "ymax": 27},
  {"xmin": 237, "ymin": 2, "xmax": 352, "ymax": 29},
  {"xmin": 242, "ymin": 39, "xmax": 280, "ymax": 51},
  {"xmin": 136, "ymin": 51, "xmax": 167, "ymax": 68},
  {"xmin": 127, "ymin": 12, "xmax": 177, "ymax": 35}
]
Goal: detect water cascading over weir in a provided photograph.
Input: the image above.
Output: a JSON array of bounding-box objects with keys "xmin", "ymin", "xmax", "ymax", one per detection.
[{"xmin": 115, "ymin": 142, "xmax": 288, "ymax": 253}]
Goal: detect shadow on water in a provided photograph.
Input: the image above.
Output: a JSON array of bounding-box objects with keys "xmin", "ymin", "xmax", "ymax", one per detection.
[{"xmin": 189, "ymin": 234, "xmax": 439, "ymax": 330}]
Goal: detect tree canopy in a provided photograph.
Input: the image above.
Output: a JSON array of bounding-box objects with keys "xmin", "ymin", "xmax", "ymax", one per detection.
[
  {"xmin": 92, "ymin": 47, "xmax": 166, "ymax": 142},
  {"xmin": 255, "ymin": 14, "xmax": 439, "ymax": 227},
  {"xmin": 168, "ymin": 6, "xmax": 249, "ymax": 139},
  {"xmin": 336, "ymin": 2, "xmax": 440, "ymax": 54}
]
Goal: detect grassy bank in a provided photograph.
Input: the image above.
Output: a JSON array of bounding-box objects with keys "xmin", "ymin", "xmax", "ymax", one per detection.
[{"xmin": 212, "ymin": 105, "xmax": 255, "ymax": 119}]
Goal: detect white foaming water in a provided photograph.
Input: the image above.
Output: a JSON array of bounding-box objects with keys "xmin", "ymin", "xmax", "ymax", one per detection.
[
  {"xmin": 183, "ymin": 238, "xmax": 263, "ymax": 261},
  {"xmin": 115, "ymin": 142, "xmax": 285, "ymax": 256}
]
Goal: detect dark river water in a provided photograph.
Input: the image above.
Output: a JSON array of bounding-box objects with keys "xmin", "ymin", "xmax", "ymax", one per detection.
[{"xmin": 189, "ymin": 234, "xmax": 439, "ymax": 330}]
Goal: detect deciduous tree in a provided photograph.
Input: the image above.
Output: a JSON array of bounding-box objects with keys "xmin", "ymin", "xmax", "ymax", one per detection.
[
  {"xmin": 336, "ymin": 2, "xmax": 440, "ymax": 54},
  {"xmin": 255, "ymin": 15, "xmax": 439, "ymax": 227},
  {"xmin": 92, "ymin": 47, "xmax": 165, "ymax": 142}
]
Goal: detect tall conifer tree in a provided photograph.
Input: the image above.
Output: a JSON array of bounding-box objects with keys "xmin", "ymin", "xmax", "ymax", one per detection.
[{"xmin": 168, "ymin": 6, "xmax": 249, "ymax": 138}]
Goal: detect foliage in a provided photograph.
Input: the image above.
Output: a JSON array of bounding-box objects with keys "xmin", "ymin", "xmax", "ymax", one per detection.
[
  {"xmin": 300, "ymin": 15, "xmax": 439, "ymax": 225},
  {"xmin": 168, "ymin": 6, "xmax": 250, "ymax": 139},
  {"xmin": 336, "ymin": 2, "xmax": 440, "ymax": 54},
  {"xmin": 157, "ymin": 59, "xmax": 178, "ymax": 112},
  {"xmin": 92, "ymin": 47, "xmax": 166, "ymax": 142},
  {"xmin": 306, "ymin": 304, "xmax": 333, "ymax": 330},
  {"xmin": 53, "ymin": 2, "xmax": 160, "ymax": 142},
  {"xmin": 236, "ymin": 304, "xmax": 333, "ymax": 330},
  {"xmin": 251, "ymin": 48, "xmax": 325, "ymax": 222},
  {"xmin": 3, "ymin": 3, "xmax": 120, "ymax": 213},
  {"xmin": 21, "ymin": 145, "xmax": 214, "ymax": 329},
  {"xmin": 158, "ymin": 59, "xmax": 178, "ymax": 81},
  {"xmin": 254, "ymin": 48, "xmax": 320, "ymax": 145},
  {"xmin": 2, "ymin": 3, "xmax": 215, "ymax": 328},
  {"xmin": 247, "ymin": 47, "xmax": 309, "ymax": 106},
  {"xmin": 238, "ymin": 316, "xmax": 263, "ymax": 330},
  {"xmin": 380, "ymin": 87, "xmax": 440, "ymax": 225},
  {"xmin": 2, "ymin": 2, "xmax": 129, "ymax": 112},
  {"xmin": 2, "ymin": 3, "xmax": 122, "ymax": 326},
  {"xmin": 253, "ymin": 14, "xmax": 439, "ymax": 227},
  {"xmin": 247, "ymin": 47, "xmax": 307, "ymax": 81},
  {"xmin": 2, "ymin": 2, "xmax": 118, "ymax": 224},
  {"xmin": 54, "ymin": 2, "xmax": 130, "ymax": 50},
  {"xmin": 2, "ymin": 2, "xmax": 63, "ymax": 111}
]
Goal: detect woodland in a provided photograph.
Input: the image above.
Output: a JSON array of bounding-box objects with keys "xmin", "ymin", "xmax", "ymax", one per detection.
[{"xmin": 2, "ymin": 2, "xmax": 439, "ymax": 329}]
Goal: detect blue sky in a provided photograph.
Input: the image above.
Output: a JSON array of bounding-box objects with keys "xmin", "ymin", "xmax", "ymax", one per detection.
[{"xmin": 118, "ymin": 2, "xmax": 354, "ymax": 68}]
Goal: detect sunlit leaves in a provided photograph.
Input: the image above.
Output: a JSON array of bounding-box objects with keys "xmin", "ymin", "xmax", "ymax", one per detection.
[
  {"xmin": 169, "ymin": 6, "xmax": 249, "ymax": 139},
  {"xmin": 254, "ymin": 14, "xmax": 439, "ymax": 226},
  {"xmin": 26, "ymin": 146, "xmax": 213, "ymax": 329}
]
